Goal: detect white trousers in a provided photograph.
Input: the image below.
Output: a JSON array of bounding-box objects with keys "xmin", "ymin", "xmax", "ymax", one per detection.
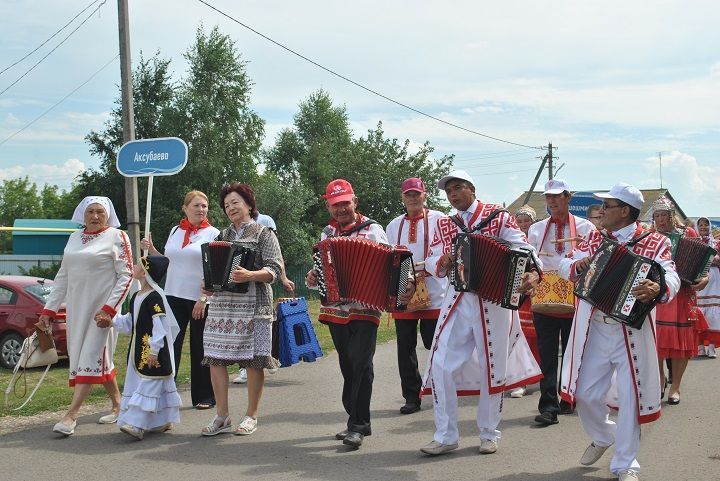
[
  {"xmin": 430, "ymin": 302, "xmax": 502, "ymax": 444},
  {"xmin": 575, "ymin": 319, "xmax": 641, "ymax": 474}
]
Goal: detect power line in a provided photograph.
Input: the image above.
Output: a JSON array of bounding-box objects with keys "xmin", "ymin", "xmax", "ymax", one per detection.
[
  {"xmin": 195, "ymin": 0, "xmax": 543, "ymax": 151},
  {"xmin": 468, "ymin": 168, "xmax": 538, "ymax": 176},
  {"xmin": 0, "ymin": 0, "xmax": 102, "ymax": 76},
  {"xmin": 0, "ymin": 55, "xmax": 118, "ymax": 148},
  {"xmin": 454, "ymin": 158, "xmax": 538, "ymax": 167},
  {"xmin": 0, "ymin": 0, "xmax": 107, "ymax": 98},
  {"xmin": 451, "ymin": 148, "xmax": 533, "ymax": 161}
]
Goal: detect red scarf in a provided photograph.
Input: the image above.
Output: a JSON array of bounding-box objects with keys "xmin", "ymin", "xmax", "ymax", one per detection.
[{"xmin": 179, "ymin": 218, "xmax": 210, "ymax": 247}]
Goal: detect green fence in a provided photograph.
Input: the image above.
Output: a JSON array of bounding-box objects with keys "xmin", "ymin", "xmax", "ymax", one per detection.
[{"xmin": 272, "ymin": 263, "xmax": 318, "ymax": 300}]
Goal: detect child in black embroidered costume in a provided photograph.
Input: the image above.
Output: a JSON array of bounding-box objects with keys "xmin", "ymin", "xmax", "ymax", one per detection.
[{"xmin": 97, "ymin": 256, "xmax": 181, "ymax": 439}]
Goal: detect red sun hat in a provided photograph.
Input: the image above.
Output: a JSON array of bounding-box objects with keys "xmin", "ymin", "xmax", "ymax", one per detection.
[
  {"xmin": 323, "ymin": 179, "xmax": 355, "ymax": 205},
  {"xmin": 401, "ymin": 177, "xmax": 425, "ymax": 193}
]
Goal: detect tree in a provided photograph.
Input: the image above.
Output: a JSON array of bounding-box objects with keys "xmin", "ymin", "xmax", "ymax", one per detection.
[
  {"xmin": 80, "ymin": 27, "xmax": 265, "ymax": 250},
  {"xmin": 265, "ymin": 89, "xmax": 353, "ymax": 228},
  {"xmin": 0, "ymin": 178, "xmax": 44, "ymax": 252},
  {"xmin": 339, "ymin": 122, "xmax": 453, "ymax": 228},
  {"xmin": 253, "ymin": 172, "xmax": 316, "ymax": 267}
]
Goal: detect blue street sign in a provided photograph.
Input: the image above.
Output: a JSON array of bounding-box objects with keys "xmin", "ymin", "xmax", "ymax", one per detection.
[
  {"xmin": 568, "ymin": 191, "xmax": 601, "ymax": 218},
  {"xmin": 116, "ymin": 137, "xmax": 188, "ymax": 177}
]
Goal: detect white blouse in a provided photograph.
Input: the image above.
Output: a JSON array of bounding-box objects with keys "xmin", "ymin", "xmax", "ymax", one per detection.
[{"xmin": 163, "ymin": 224, "xmax": 220, "ymax": 301}]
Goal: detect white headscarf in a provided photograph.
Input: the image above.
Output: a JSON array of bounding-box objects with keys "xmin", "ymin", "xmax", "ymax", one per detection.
[{"xmin": 71, "ymin": 196, "xmax": 121, "ymax": 228}]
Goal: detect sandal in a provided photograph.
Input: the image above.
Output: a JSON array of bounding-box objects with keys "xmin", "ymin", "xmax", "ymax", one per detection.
[
  {"xmin": 201, "ymin": 415, "xmax": 232, "ymax": 436},
  {"xmin": 234, "ymin": 415, "xmax": 257, "ymax": 435},
  {"xmin": 195, "ymin": 402, "xmax": 214, "ymax": 410}
]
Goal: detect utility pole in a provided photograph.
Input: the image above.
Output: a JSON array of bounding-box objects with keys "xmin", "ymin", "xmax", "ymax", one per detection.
[
  {"xmin": 547, "ymin": 142, "xmax": 554, "ymax": 179},
  {"xmin": 118, "ymin": 0, "xmax": 140, "ymax": 261},
  {"xmin": 658, "ymin": 151, "xmax": 663, "ymax": 189},
  {"xmin": 522, "ymin": 142, "xmax": 556, "ymax": 205}
]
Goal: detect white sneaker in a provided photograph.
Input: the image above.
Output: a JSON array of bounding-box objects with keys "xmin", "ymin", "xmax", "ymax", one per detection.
[
  {"xmin": 580, "ymin": 442, "xmax": 611, "ymax": 465},
  {"xmin": 698, "ymin": 345, "xmax": 707, "ymax": 357},
  {"xmin": 267, "ymin": 368, "xmax": 279, "ymax": 374},
  {"xmin": 509, "ymin": 387, "xmax": 526, "ymax": 398},
  {"xmin": 617, "ymin": 469, "xmax": 640, "ymax": 481},
  {"xmin": 233, "ymin": 368, "xmax": 247, "ymax": 384},
  {"xmin": 420, "ymin": 440, "xmax": 458, "ymax": 455},
  {"xmin": 120, "ymin": 423, "xmax": 144, "ymax": 440},
  {"xmin": 478, "ymin": 439, "xmax": 498, "ymax": 454},
  {"xmin": 708, "ymin": 344, "xmax": 717, "ymax": 359}
]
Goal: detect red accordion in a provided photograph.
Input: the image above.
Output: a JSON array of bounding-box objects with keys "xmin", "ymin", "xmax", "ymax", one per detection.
[
  {"xmin": 312, "ymin": 237, "xmax": 414, "ymax": 311},
  {"xmin": 450, "ymin": 233, "xmax": 535, "ymax": 310},
  {"xmin": 574, "ymin": 238, "xmax": 665, "ymax": 329},
  {"xmin": 201, "ymin": 241, "xmax": 257, "ymax": 293}
]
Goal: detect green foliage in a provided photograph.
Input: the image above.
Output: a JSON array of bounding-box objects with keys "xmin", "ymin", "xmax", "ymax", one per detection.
[
  {"xmin": 80, "ymin": 26, "xmax": 265, "ymax": 250},
  {"xmin": 0, "ymin": 178, "xmax": 75, "ymax": 253},
  {"xmin": 265, "ymin": 90, "xmax": 453, "ymax": 235},
  {"xmin": 18, "ymin": 262, "xmax": 61, "ymax": 280}
]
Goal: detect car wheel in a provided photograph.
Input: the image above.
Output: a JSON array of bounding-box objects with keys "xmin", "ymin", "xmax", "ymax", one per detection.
[{"xmin": 0, "ymin": 332, "xmax": 24, "ymax": 369}]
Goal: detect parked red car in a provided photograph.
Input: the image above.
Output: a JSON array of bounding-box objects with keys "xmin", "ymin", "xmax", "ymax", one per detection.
[{"xmin": 0, "ymin": 276, "xmax": 67, "ymax": 369}]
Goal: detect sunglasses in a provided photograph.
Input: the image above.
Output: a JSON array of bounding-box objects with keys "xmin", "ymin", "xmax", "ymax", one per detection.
[{"xmin": 601, "ymin": 202, "xmax": 623, "ymax": 210}]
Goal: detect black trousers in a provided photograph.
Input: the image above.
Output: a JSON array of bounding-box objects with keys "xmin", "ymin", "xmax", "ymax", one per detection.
[
  {"xmin": 328, "ymin": 320, "xmax": 377, "ymax": 435},
  {"xmin": 167, "ymin": 296, "xmax": 215, "ymax": 407},
  {"xmin": 394, "ymin": 318, "xmax": 437, "ymax": 405},
  {"xmin": 533, "ymin": 312, "xmax": 573, "ymax": 416}
]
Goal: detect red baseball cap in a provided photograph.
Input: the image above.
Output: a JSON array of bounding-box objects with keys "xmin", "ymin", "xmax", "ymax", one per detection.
[
  {"xmin": 401, "ymin": 177, "xmax": 425, "ymax": 194},
  {"xmin": 323, "ymin": 179, "xmax": 355, "ymax": 205}
]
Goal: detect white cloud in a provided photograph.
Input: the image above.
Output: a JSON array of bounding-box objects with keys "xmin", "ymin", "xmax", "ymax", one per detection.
[
  {"xmin": 641, "ymin": 150, "xmax": 720, "ymax": 214},
  {"xmin": 0, "ymin": 158, "xmax": 86, "ymax": 189}
]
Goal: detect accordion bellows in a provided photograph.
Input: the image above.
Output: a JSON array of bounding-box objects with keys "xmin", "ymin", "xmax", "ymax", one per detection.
[
  {"xmin": 450, "ymin": 233, "xmax": 533, "ymax": 310},
  {"xmin": 668, "ymin": 233, "xmax": 717, "ymax": 285},
  {"xmin": 312, "ymin": 237, "xmax": 413, "ymax": 312},
  {"xmin": 574, "ymin": 238, "xmax": 665, "ymax": 329},
  {"xmin": 201, "ymin": 241, "xmax": 257, "ymax": 293}
]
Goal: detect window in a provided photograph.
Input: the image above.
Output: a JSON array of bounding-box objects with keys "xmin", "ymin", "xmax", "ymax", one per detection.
[{"xmin": 0, "ymin": 286, "xmax": 16, "ymax": 305}]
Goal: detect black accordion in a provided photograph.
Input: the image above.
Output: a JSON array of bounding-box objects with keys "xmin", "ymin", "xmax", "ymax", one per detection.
[
  {"xmin": 312, "ymin": 237, "xmax": 414, "ymax": 312},
  {"xmin": 667, "ymin": 232, "xmax": 717, "ymax": 286},
  {"xmin": 450, "ymin": 233, "xmax": 535, "ymax": 310},
  {"xmin": 201, "ymin": 241, "xmax": 257, "ymax": 293},
  {"xmin": 574, "ymin": 238, "xmax": 665, "ymax": 329}
]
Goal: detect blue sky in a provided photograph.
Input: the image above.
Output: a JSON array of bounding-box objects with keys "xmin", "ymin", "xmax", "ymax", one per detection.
[{"xmin": 1, "ymin": 0, "xmax": 718, "ymax": 216}]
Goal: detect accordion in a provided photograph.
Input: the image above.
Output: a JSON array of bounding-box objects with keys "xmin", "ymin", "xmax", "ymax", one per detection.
[
  {"xmin": 450, "ymin": 233, "xmax": 534, "ymax": 310},
  {"xmin": 201, "ymin": 241, "xmax": 257, "ymax": 293},
  {"xmin": 574, "ymin": 238, "xmax": 665, "ymax": 329},
  {"xmin": 312, "ymin": 237, "xmax": 414, "ymax": 312},
  {"xmin": 667, "ymin": 232, "xmax": 717, "ymax": 285}
]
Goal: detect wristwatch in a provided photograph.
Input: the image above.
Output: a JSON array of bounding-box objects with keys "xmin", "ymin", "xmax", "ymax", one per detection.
[{"xmin": 199, "ymin": 295, "xmax": 208, "ymax": 303}]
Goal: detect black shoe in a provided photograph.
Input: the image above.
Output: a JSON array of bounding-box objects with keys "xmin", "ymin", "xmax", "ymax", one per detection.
[
  {"xmin": 400, "ymin": 402, "xmax": 421, "ymax": 414},
  {"xmin": 335, "ymin": 429, "xmax": 349, "ymax": 440},
  {"xmin": 343, "ymin": 431, "xmax": 364, "ymax": 448},
  {"xmin": 559, "ymin": 401, "xmax": 574, "ymax": 415},
  {"xmin": 534, "ymin": 412, "xmax": 559, "ymax": 425}
]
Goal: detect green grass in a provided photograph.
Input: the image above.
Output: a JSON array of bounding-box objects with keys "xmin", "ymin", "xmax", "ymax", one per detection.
[{"xmin": 0, "ymin": 298, "xmax": 396, "ymax": 418}]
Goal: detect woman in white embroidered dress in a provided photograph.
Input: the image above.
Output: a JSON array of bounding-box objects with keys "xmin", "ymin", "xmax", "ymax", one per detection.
[
  {"xmin": 39, "ymin": 196, "xmax": 134, "ymax": 436},
  {"xmin": 199, "ymin": 183, "xmax": 283, "ymax": 437}
]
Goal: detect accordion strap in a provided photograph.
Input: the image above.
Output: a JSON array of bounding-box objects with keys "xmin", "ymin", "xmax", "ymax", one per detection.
[
  {"xmin": 625, "ymin": 230, "xmax": 653, "ymax": 247},
  {"xmin": 325, "ymin": 219, "xmax": 378, "ymax": 238},
  {"xmin": 450, "ymin": 208, "xmax": 508, "ymax": 234}
]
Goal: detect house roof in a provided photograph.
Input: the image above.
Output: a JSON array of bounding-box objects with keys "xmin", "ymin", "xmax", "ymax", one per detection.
[{"xmin": 506, "ymin": 188, "xmax": 688, "ymax": 223}]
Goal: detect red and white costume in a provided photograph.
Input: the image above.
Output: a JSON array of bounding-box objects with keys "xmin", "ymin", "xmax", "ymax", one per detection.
[
  {"xmin": 559, "ymin": 223, "xmax": 680, "ymax": 475},
  {"xmin": 655, "ymin": 227, "xmax": 703, "ymax": 359},
  {"xmin": 421, "ymin": 200, "xmax": 542, "ymax": 445}
]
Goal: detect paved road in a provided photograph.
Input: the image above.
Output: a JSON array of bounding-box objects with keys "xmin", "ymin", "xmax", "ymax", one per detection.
[{"xmin": 1, "ymin": 338, "xmax": 719, "ymax": 480}]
